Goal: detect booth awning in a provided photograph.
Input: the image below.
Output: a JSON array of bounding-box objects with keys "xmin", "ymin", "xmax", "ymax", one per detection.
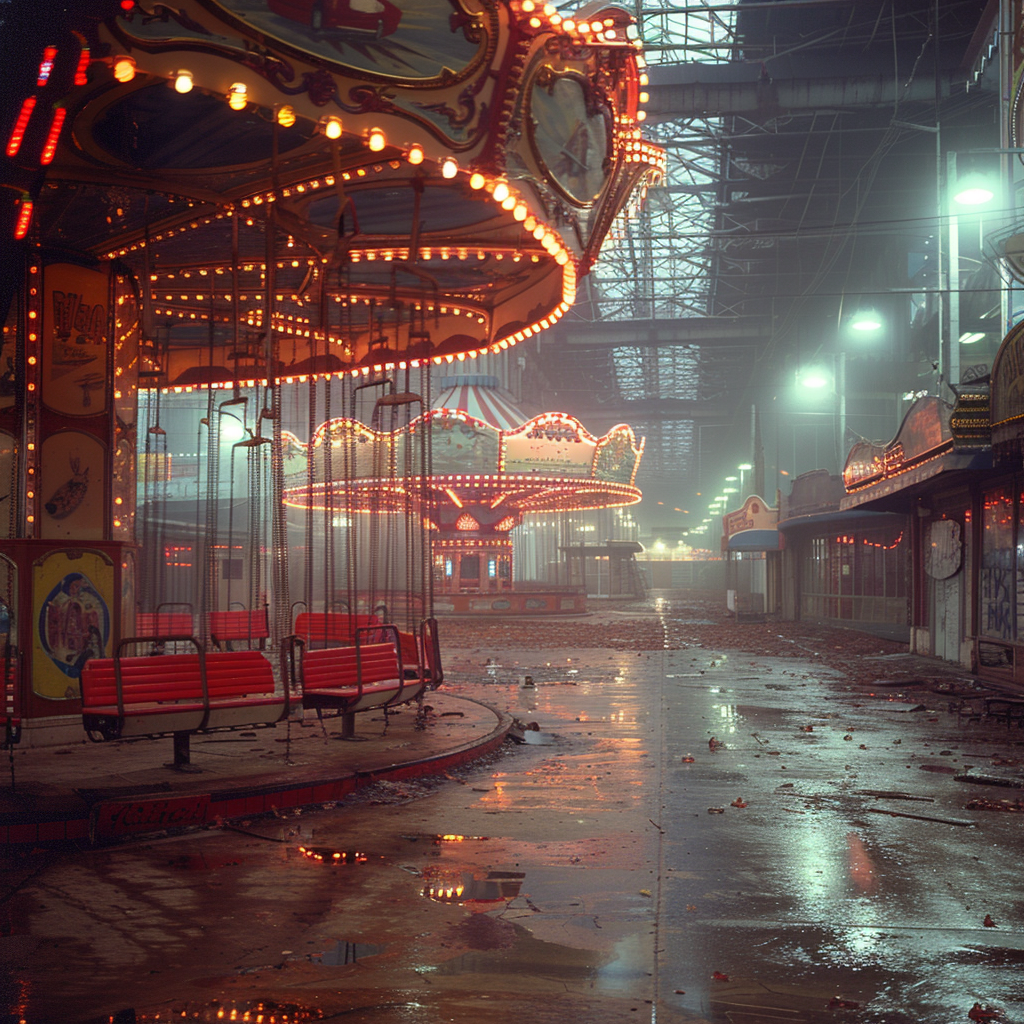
[
  {"xmin": 840, "ymin": 452, "xmax": 991, "ymax": 513},
  {"xmin": 726, "ymin": 529, "xmax": 782, "ymax": 552}
]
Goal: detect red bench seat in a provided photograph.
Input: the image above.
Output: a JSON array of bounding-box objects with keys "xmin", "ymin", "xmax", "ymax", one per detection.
[
  {"xmin": 208, "ymin": 608, "xmax": 270, "ymax": 649},
  {"xmin": 396, "ymin": 617, "xmax": 443, "ymax": 697},
  {"xmin": 293, "ymin": 611, "xmax": 380, "ymax": 647},
  {"xmin": 135, "ymin": 611, "xmax": 194, "ymax": 637},
  {"xmin": 81, "ymin": 648, "xmax": 288, "ymax": 767},
  {"xmin": 294, "ymin": 626, "xmax": 416, "ymax": 737}
]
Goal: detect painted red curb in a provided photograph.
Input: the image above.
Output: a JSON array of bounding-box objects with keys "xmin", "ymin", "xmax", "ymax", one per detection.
[{"xmin": 3, "ymin": 700, "xmax": 512, "ymax": 847}]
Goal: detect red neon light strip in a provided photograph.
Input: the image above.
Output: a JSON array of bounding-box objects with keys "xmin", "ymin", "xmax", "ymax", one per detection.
[
  {"xmin": 14, "ymin": 199, "xmax": 34, "ymax": 240},
  {"xmin": 74, "ymin": 46, "xmax": 91, "ymax": 86},
  {"xmin": 36, "ymin": 46, "xmax": 57, "ymax": 86},
  {"xmin": 6, "ymin": 97, "xmax": 36, "ymax": 156},
  {"xmin": 39, "ymin": 107, "xmax": 66, "ymax": 165}
]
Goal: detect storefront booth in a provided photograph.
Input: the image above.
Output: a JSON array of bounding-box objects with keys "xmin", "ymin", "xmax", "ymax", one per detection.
[
  {"xmin": 839, "ymin": 386, "xmax": 991, "ymax": 664},
  {"xmin": 973, "ymin": 325, "xmax": 1024, "ymax": 678},
  {"xmin": 780, "ymin": 470, "xmax": 911, "ymax": 641},
  {"xmin": 721, "ymin": 495, "xmax": 782, "ymax": 621}
]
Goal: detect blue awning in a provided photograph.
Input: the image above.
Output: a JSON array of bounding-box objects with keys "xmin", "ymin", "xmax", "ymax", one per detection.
[{"xmin": 726, "ymin": 529, "xmax": 782, "ymax": 552}]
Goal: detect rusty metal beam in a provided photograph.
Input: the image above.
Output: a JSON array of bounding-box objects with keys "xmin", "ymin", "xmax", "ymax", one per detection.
[{"xmin": 647, "ymin": 72, "xmax": 953, "ymax": 121}]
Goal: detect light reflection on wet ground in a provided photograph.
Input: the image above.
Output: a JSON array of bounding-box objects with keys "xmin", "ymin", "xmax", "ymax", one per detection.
[{"xmin": 6, "ymin": 598, "xmax": 1024, "ymax": 1023}]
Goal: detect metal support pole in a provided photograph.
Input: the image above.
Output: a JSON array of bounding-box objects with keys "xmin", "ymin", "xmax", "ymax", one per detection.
[{"xmin": 947, "ymin": 150, "xmax": 960, "ymax": 392}]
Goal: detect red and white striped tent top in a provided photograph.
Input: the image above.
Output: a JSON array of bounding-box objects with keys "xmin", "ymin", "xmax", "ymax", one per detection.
[{"xmin": 432, "ymin": 375, "xmax": 527, "ymax": 431}]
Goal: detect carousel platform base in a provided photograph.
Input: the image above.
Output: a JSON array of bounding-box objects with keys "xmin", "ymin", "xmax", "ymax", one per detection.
[
  {"xmin": 433, "ymin": 590, "xmax": 587, "ymax": 615},
  {"xmin": 0, "ymin": 693, "xmax": 510, "ymax": 847}
]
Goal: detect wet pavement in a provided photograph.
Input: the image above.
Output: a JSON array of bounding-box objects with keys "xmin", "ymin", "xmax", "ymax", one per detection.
[{"xmin": 4, "ymin": 594, "xmax": 1024, "ymax": 1024}]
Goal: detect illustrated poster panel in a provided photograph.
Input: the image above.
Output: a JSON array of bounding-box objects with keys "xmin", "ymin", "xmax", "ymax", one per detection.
[
  {"xmin": 40, "ymin": 432, "xmax": 106, "ymax": 541},
  {"xmin": 429, "ymin": 416, "xmax": 499, "ymax": 475},
  {"xmin": 41, "ymin": 263, "xmax": 109, "ymax": 417},
  {"xmin": 32, "ymin": 549, "xmax": 113, "ymax": 699},
  {"xmin": 211, "ymin": 0, "xmax": 484, "ymax": 82},
  {"xmin": 531, "ymin": 75, "xmax": 610, "ymax": 204},
  {"xmin": 593, "ymin": 427, "xmax": 638, "ymax": 484},
  {"xmin": 503, "ymin": 428, "xmax": 593, "ymax": 477}
]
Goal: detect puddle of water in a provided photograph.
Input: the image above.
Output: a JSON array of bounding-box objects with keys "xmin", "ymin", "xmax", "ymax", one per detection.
[
  {"xmin": 421, "ymin": 868, "xmax": 525, "ymax": 904},
  {"xmin": 86, "ymin": 999, "xmax": 329, "ymax": 1022},
  {"xmin": 400, "ymin": 832, "xmax": 491, "ymax": 844},
  {"xmin": 296, "ymin": 845, "xmax": 370, "ymax": 865},
  {"xmin": 431, "ymin": 919, "xmax": 608, "ymax": 981},
  {"xmin": 309, "ymin": 939, "xmax": 385, "ymax": 965}
]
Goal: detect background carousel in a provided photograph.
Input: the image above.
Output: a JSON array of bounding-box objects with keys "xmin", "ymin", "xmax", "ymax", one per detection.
[{"xmin": 281, "ymin": 373, "xmax": 644, "ymax": 615}]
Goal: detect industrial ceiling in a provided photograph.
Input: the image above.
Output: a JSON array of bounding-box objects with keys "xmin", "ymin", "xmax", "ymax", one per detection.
[{"xmin": 532, "ymin": 0, "xmax": 1002, "ymax": 524}]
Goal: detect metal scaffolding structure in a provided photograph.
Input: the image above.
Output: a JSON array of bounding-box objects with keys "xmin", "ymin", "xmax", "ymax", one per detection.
[{"xmin": 538, "ymin": 0, "xmax": 998, "ymax": 514}]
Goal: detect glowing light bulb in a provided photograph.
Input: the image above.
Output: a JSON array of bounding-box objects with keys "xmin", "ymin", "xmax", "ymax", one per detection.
[
  {"xmin": 322, "ymin": 115, "xmax": 343, "ymax": 138},
  {"xmin": 492, "ymin": 181, "xmax": 510, "ymax": 203},
  {"xmin": 227, "ymin": 83, "xmax": 247, "ymax": 110},
  {"xmin": 407, "ymin": 143, "xmax": 424, "ymax": 164},
  {"xmin": 113, "ymin": 57, "xmax": 136, "ymax": 83},
  {"xmin": 174, "ymin": 70, "xmax": 193, "ymax": 93},
  {"xmin": 276, "ymin": 105, "xmax": 296, "ymax": 127},
  {"xmin": 441, "ymin": 156, "xmax": 458, "ymax": 178},
  {"xmin": 368, "ymin": 127, "xmax": 386, "ymax": 151},
  {"xmin": 469, "ymin": 172, "xmax": 485, "ymax": 189}
]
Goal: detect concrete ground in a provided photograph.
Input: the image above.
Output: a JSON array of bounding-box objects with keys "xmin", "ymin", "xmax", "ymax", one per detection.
[{"xmin": 3, "ymin": 592, "xmax": 1024, "ymax": 1024}]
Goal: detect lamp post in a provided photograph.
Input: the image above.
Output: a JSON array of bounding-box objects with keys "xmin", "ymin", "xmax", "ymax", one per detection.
[
  {"xmin": 945, "ymin": 150, "xmax": 999, "ymax": 394},
  {"xmin": 795, "ymin": 350, "xmax": 847, "ymax": 471}
]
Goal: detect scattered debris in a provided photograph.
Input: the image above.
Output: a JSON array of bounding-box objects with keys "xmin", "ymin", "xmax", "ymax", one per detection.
[
  {"xmin": 640, "ymin": 889, "xmax": 652, "ymax": 897},
  {"xmin": 856, "ymin": 790, "xmax": 935, "ymax": 802},
  {"xmin": 955, "ymin": 773, "xmax": 1024, "ymax": 789},
  {"xmin": 866, "ymin": 808, "xmax": 975, "ymax": 827},
  {"xmin": 983, "ymin": 914, "xmax": 997, "ymax": 928},
  {"xmin": 508, "ymin": 718, "xmax": 555, "ymax": 744},
  {"xmin": 969, "ymin": 1003, "xmax": 1006, "ymax": 1021},
  {"xmin": 707, "ymin": 807, "xmax": 725, "ymax": 814},
  {"xmin": 712, "ymin": 971, "xmax": 730, "ymax": 981},
  {"xmin": 965, "ymin": 797, "xmax": 1024, "ymax": 812},
  {"xmin": 681, "ymin": 754, "xmax": 695, "ymax": 763},
  {"xmin": 709, "ymin": 737, "xmax": 724, "ymax": 751},
  {"xmin": 730, "ymin": 798, "xmax": 747, "ymax": 808},
  {"xmin": 828, "ymin": 997, "xmax": 860, "ymax": 1010}
]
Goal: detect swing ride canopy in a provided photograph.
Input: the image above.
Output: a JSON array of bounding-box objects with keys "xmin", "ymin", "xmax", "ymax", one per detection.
[{"xmin": 7, "ymin": 0, "xmax": 663, "ymax": 388}]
